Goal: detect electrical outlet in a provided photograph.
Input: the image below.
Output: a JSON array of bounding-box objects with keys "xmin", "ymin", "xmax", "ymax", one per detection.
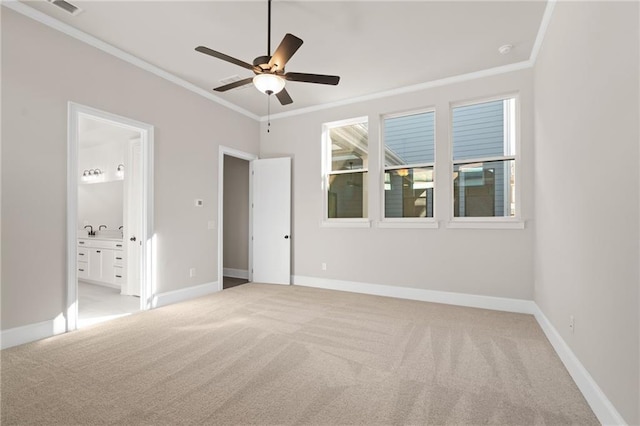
[
  {"xmin": 189, "ymin": 267, "xmax": 196, "ymax": 278},
  {"xmin": 569, "ymin": 315, "xmax": 575, "ymax": 333},
  {"xmin": 321, "ymin": 263, "xmax": 327, "ymax": 271}
]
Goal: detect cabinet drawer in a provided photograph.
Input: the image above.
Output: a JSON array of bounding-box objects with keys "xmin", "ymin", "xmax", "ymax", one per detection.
[
  {"xmin": 77, "ymin": 247, "xmax": 88, "ymax": 261},
  {"xmin": 113, "ymin": 253, "xmax": 125, "ymax": 267},
  {"xmin": 78, "ymin": 261, "xmax": 89, "ymax": 279},
  {"xmin": 78, "ymin": 239, "xmax": 124, "ymax": 250},
  {"xmin": 114, "ymin": 267, "xmax": 126, "ymax": 285}
]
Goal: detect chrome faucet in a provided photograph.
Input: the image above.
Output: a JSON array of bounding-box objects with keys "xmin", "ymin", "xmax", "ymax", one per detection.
[
  {"xmin": 99, "ymin": 225, "xmax": 107, "ymax": 231},
  {"xmin": 84, "ymin": 225, "xmax": 94, "ymax": 236}
]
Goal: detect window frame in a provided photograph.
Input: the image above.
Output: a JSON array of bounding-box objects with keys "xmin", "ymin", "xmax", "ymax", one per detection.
[
  {"xmin": 379, "ymin": 107, "xmax": 438, "ymax": 228},
  {"xmin": 321, "ymin": 116, "xmax": 371, "ymax": 228},
  {"xmin": 448, "ymin": 93, "xmax": 524, "ymax": 229}
]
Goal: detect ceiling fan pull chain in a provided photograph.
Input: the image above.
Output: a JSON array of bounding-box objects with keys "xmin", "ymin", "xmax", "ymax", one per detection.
[{"xmin": 267, "ymin": 93, "xmax": 271, "ymax": 133}]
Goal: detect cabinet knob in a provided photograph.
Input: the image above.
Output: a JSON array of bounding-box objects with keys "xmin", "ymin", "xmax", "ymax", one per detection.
[{"xmin": 130, "ymin": 236, "xmax": 137, "ymax": 242}]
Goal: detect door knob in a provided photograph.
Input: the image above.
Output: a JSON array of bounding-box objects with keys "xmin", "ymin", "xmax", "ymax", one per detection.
[
  {"xmin": 284, "ymin": 235, "xmax": 289, "ymax": 239},
  {"xmin": 130, "ymin": 236, "xmax": 137, "ymax": 242}
]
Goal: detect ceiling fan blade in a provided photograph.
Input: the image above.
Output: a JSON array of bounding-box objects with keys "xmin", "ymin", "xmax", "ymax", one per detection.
[
  {"xmin": 195, "ymin": 46, "xmax": 255, "ymax": 71},
  {"xmin": 213, "ymin": 77, "xmax": 254, "ymax": 92},
  {"xmin": 275, "ymin": 88, "xmax": 293, "ymax": 105},
  {"xmin": 268, "ymin": 34, "xmax": 303, "ymax": 71},
  {"xmin": 284, "ymin": 72, "xmax": 340, "ymax": 86}
]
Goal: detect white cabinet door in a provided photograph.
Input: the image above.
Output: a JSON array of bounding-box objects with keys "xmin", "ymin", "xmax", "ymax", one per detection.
[
  {"xmin": 101, "ymin": 249, "xmax": 115, "ymax": 284},
  {"xmin": 88, "ymin": 249, "xmax": 103, "ymax": 282},
  {"xmin": 252, "ymin": 157, "xmax": 291, "ymax": 285}
]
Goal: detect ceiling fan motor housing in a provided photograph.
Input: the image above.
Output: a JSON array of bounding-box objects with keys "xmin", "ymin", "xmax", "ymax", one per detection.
[{"xmin": 253, "ymin": 55, "xmax": 275, "ymax": 72}]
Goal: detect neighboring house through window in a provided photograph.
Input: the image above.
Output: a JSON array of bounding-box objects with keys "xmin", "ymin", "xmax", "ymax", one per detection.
[
  {"xmin": 452, "ymin": 96, "xmax": 517, "ymax": 218},
  {"xmin": 322, "ymin": 117, "xmax": 369, "ymax": 221},
  {"xmin": 382, "ymin": 109, "xmax": 435, "ymax": 219}
]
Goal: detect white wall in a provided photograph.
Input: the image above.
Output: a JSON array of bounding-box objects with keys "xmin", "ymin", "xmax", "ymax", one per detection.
[
  {"xmin": 78, "ymin": 182, "xmax": 123, "ymax": 231},
  {"xmin": 533, "ymin": 2, "xmax": 639, "ymax": 424},
  {"xmin": 1, "ymin": 9, "xmax": 259, "ymax": 330},
  {"xmin": 223, "ymin": 155, "xmax": 249, "ymax": 272},
  {"xmin": 77, "ymin": 140, "xmax": 126, "ymax": 231},
  {"xmin": 261, "ymin": 69, "xmax": 534, "ymax": 300}
]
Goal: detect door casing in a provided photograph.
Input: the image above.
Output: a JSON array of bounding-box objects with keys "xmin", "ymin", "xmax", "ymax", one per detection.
[
  {"xmin": 217, "ymin": 146, "xmax": 257, "ymax": 291},
  {"xmin": 66, "ymin": 102, "xmax": 154, "ymax": 331}
]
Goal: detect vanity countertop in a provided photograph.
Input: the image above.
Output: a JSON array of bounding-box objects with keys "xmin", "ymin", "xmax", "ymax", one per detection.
[
  {"xmin": 78, "ymin": 230, "xmax": 123, "ymax": 242},
  {"xmin": 78, "ymin": 236, "xmax": 123, "ymax": 242}
]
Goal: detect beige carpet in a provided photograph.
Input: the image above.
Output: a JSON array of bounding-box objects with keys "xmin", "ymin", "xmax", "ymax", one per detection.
[{"xmin": 1, "ymin": 284, "xmax": 598, "ymax": 425}]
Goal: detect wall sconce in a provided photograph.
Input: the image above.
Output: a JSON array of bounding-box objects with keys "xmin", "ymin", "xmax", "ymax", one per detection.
[
  {"xmin": 116, "ymin": 164, "xmax": 124, "ymax": 178},
  {"xmin": 81, "ymin": 169, "xmax": 102, "ymax": 181}
]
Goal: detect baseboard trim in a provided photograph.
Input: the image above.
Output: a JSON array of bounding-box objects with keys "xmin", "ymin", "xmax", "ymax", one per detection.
[
  {"xmin": 532, "ymin": 306, "xmax": 627, "ymax": 426},
  {"xmin": 223, "ymin": 268, "xmax": 249, "ymax": 280},
  {"xmin": 153, "ymin": 281, "xmax": 219, "ymax": 308},
  {"xmin": 1, "ymin": 276, "xmax": 627, "ymax": 424},
  {"xmin": 1, "ymin": 315, "xmax": 67, "ymax": 350},
  {"xmin": 292, "ymin": 275, "xmax": 536, "ymax": 314},
  {"xmin": 293, "ymin": 275, "xmax": 626, "ymax": 426}
]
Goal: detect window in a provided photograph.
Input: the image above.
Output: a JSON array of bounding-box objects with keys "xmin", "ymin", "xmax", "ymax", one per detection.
[
  {"xmin": 382, "ymin": 110, "xmax": 435, "ymax": 219},
  {"xmin": 452, "ymin": 97, "xmax": 517, "ymax": 218},
  {"xmin": 323, "ymin": 117, "xmax": 368, "ymax": 220}
]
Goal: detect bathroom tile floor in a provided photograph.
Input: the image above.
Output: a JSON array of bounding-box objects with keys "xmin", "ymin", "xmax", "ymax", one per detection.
[{"xmin": 78, "ymin": 281, "xmax": 140, "ymax": 328}]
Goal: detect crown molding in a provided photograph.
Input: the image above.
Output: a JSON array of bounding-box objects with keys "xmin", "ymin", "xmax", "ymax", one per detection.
[
  {"xmin": 261, "ymin": 60, "xmax": 532, "ymax": 122},
  {"xmin": 1, "ymin": 0, "xmax": 260, "ymax": 121},
  {"xmin": 3, "ymin": 0, "xmax": 556, "ymax": 123},
  {"xmin": 529, "ymin": 0, "xmax": 557, "ymax": 65},
  {"xmin": 261, "ymin": 0, "xmax": 557, "ymax": 122}
]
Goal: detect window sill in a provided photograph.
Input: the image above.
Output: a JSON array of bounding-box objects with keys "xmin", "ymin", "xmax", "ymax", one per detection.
[
  {"xmin": 378, "ymin": 220, "xmax": 439, "ymax": 229},
  {"xmin": 446, "ymin": 219, "xmax": 525, "ymax": 230},
  {"xmin": 321, "ymin": 219, "xmax": 371, "ymax": 228}
]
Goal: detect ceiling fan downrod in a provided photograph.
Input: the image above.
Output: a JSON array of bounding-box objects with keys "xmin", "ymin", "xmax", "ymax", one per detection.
[{"xmin": 267, "ymin": 0, "xmax": 271, "ymax": 57}]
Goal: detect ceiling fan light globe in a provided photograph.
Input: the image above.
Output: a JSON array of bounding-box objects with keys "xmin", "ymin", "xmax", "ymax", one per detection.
[{"xmin": 253, "ymin": 74, "xmax": 285, "ymax": 95}]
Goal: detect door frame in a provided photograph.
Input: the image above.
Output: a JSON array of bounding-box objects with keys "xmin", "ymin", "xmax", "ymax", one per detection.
[
  {"xmin": 66, "ymin": 102, "xmax": 155, "ymax": 331},
  {"xmin": 217, "ymin": 146, "xmax": 257, "ymax": 291}
]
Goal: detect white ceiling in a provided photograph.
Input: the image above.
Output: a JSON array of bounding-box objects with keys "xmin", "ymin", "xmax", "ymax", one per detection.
[
  {"xmin": 79, "ymin": 115, "xmax": 140, "ymax": 147},
  {"xmin": 22, "ymin": 1, "xmax": 547, "ymax": 118}
]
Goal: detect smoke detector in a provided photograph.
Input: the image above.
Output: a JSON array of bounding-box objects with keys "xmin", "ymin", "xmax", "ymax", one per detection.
[{"xmin": 498, "ymin": 44, "xmax": 513, "ymax": 55}]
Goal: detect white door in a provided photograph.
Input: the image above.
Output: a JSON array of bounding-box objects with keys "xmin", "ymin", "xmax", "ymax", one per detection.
[
  {"xmin": 123, "ymin": 138, "xmax": 142, "ymax": 296},
  {"xmin": 252, "ymin": 157, "xmax": 291, "ymax": 285}
]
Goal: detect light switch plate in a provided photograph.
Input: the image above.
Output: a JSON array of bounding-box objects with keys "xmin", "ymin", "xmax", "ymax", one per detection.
[{"xmin": 194, "ymin": 199, "xmax": 204, "ymax": 207}]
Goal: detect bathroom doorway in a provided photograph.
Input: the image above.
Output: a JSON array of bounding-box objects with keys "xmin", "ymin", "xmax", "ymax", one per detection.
[{"xmin": 67, "ymin": 103, "xmax": 154, "ymax": 330}]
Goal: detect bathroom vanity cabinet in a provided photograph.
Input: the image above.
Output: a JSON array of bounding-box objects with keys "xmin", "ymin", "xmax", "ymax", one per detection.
[{"xmin": 77, "ymin": 238, "xmax": 126, "ymax": 289}]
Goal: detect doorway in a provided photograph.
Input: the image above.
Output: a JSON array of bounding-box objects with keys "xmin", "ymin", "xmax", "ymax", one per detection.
[
  {"xmin": 217, "ymin": 146, "xmax": 257, "ymax": 291},
  {"xmin": 67, "ymin": 103, "xmax": 154, "ymax": 331},
  {"xmin": 222, "ymin": 155, "xmax": 251, "ymax": 289}
]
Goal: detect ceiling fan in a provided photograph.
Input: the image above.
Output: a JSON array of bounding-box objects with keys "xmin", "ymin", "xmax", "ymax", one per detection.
[{"xmin": 195, "ymin": 0, "xmax": 340, "ymax": 106}]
